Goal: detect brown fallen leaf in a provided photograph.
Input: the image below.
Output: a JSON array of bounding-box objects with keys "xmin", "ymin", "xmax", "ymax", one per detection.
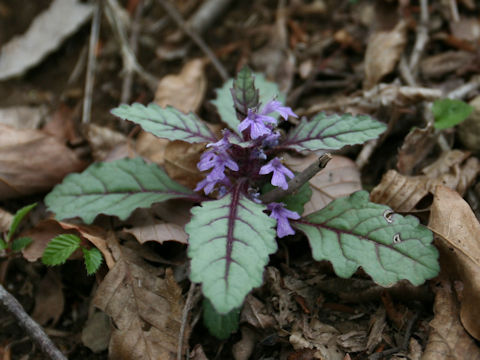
[
  {"xmin": 420, "ymin": 51, "xmax": 476, "ymax": 79},
  {"xmin": 0, "ymin": 207, "xmax": 13, "ymax": 233},
  {"xmin": 0, "ymin": 106, "xmax": 47, "ymax": 129},
  {"xmin": 124, "ymin": 217, "xmax": 188, "ymax": 245},
  {"xmin": 396, "ymin": 125, "xmax": 436, "ymax": 175},
  {"xmin": 86, "ymin": 123, "xmax": 128, "ymax": 162},
  {"xmin": 31, "ymin": 270, "xmax": 64, "ymax": 326},
  {"xmin": 232, "ymin": 326, "xmax": 257, "ymax": 360},
  {"xmin": 429, "ymin": 186, "xmax": 480, "ymax": 341},
  {"xmin": 422, "ymin": 279, "xmax": 480, "ymax": 360},
  {"xmin": 93, "ymin": 234, "xmax": 187, "ymax": 360},
  {"xmin": 371, "ymin": 151, "xmax": 480, "ymax": 212},
  {"xmin": 284, "ymin": 153, "xmax": 361, "ymax": 215},
  {"xmin": 154, "ymin": 58, "xmax": 207, "ymax": 114},
  {"xmin": 164, "ymin": 140, "xmax": 205, "ymax": 189},
  {"xmin": 81, "ymin": 311, "xmax": 111, "ymax": 353},
  {"xmin": 0, "ymin": 124, "xmax": 86, "ymax": 200},
  {"xmin": 363, "ymin": 20, "xmax": 407, "ymax": 89}
]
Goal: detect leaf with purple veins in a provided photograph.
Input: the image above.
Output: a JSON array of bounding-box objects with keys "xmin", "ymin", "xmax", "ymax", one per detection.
[{"xmin": 186, "ymin": 187, "xmax": 277, "ymax": 314}]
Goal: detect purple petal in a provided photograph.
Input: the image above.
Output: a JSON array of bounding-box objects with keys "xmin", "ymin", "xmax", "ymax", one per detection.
[
  {"xmin": 259, "ymin": 162, "xmax": 274, "ymax": 175},
  {"xmin": 271, "ymin": 171, "xmax": 288, "ymax": 190}
]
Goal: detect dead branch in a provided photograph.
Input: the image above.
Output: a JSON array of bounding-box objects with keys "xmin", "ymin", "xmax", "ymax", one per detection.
[{"xmin": 0, "ymin": 285, "xmax": 67, "ymax": 360}]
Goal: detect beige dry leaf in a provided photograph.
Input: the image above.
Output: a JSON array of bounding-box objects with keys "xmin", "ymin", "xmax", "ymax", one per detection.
[
  {"xmin": 0, "ymin": 207, "xmax": 13, "ymax": 233},
  {"xmin": 422, "ymin": 279, "xmax": 480, "ymax": 360},
  {"xmin": 86, "ymin": 123, "xmax": 128, "ymax": 162},
  {"xmin": 164, "ymin": 140, "xmax": 205, "ymax": 189},
  {"xmin": 429, "ymin": 186, "xmax": 480, "ymax": 341},
  {"xmin": 31, "ymin": 270, "xmax": 64, "ymax": 326},
  {"xmin": 420, "ymin": 51, "xmax": 475, "ymax": 79},
  {"xmin": 363, "ymin": 20, "xmax": 407, "ymax": 89},
  {"xmin": 0, "ymin": 124, "xmax": 86, "ymax": 200},
  {"xmin": 284, "ymin": 153, "xmax": 361, "ymax": 215},
  {"xmin": 0, "ymin": 106, "xmax": 47, "ymax": 129},
  {"xmin": 124, "ymin": 218, "xmax": 188, "ymax": 245},
  {"xmin": 371, "ymin": 150, "xmax": 480, "ymax": 212},
  {"xmin": 93, "ymin": 235, "xmax": 187, "ymax": 360},
  {"xmin": 154, "ymin": 58, "xmax": 207, "ymax": 113}
]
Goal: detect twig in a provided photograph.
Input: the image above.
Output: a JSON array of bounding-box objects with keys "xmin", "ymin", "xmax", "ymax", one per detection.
[
  {"xmin": 356, "ymin": 139, "xmax": 379, "ymax": 169},
  {"xmin": 82, "ymin": 0, "xmax": 101, "ymax": 124},
  {"xmin": 120, "ymin": 0, "xmax": 144, "ymax": 104},
  {"xmin": 260, "ymin": 153, "xmax": 332, "ymax": 203},
  {"xmin": 368, "ymin": 312, "xmax": 418, "ymax": 360},
  {"xmin": 398, "ymin": 55, "xmax": 416, "ymax": 86},
  {"xmin": 408, "ymin": 0, "xmax": 429, "ymax": 78},
  {"xmin": 177, "ymin": 283, "xmax": 200, "ymax": 360},
  {"xmin": 0, "ymin": 285, "xmax": 67, "ymax": 360},
  {"xmin": 157, "ymin": 0, "xmax": 229, "ymax": 81},
  {"xmin": 187, "ymin": 0, "xmax": 234, "ymax": 35},
  {"xmin": 449, "ymin": 0, "xmax": 460, "ymax": 22},
  {"xmin": 447, "ymin": 75, "xmax": 480, "ymax": 99},
  {"xmin": 105, "ymin": 0, "xmax": 158, "ymax": 91}
]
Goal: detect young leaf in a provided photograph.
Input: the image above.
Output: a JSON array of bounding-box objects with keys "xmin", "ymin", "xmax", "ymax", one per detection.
[
  {"xmin": 11, "ymin": 237, "xmax": 33, "ymax": 252},
  {"xmin": 111, "ymin": 103, "xmax": 217, "ymax": 143},
  {"xmin": 283, "ymin": 113, "xmax": 386, "ymax": 152},
  {"xmin": 433, "ymin": 99, "xmax": 474, "ymax": 130},
  {"xmin": 186, "ymin": 188, "xmax": 277, "ymax": 314},
  {"xmin": 0, "ymin": 238, "xmax": 6, "ymax": 250},
  {"xmin": 212, "ymin": 72, "xmax": 285, "ymax": 135},
  {"xmin": 231, "ymin": 66, "xmax": 260, "ymax": 120},
  {"xmin": 45, "ymin": 158, "xmax": 195, "ymax": 224},
  {"xmin": 203, "ymin": 298, "xmax": 240, "ymax": 339},
  {"xmin": 42, "ymin": 234, "xmax": 81, "ymax": 266},
  {"xmin": 7, "ymin": 203, "xmax": 36, "ymax": 242},
  {"xmin": 294, "ymin": 191, "xmax": 439, "ymax": 286},
  {"xmin": 82, "ymin": 247, "xmax": 103, "ymax": 275}
]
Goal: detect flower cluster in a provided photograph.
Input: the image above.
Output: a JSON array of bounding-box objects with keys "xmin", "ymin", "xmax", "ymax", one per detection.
[{"xmin": 195, "ymin": 99, "xmax": 301, "ymax": 237}]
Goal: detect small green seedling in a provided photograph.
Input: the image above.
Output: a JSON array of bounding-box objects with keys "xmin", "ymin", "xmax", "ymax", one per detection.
[
  {"xmin": 433, "ymin": 98, "xmax": 473, "ymax": 130},
  {"xmin": 0, "ymin": 203, "xmax": 36, "ymax": 253}
]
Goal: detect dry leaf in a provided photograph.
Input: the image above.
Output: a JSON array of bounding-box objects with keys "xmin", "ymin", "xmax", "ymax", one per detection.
[
  {"xmin": 93, "ymin": 235, "xmax": 187, "ymax": 360},
  {"xmin": 371, "ymin": 151, "xmax": 480, "ymax": 212},
  {"xmin": 0, "ymin": 0, "xmax": 93, "ymax": 80},
  {"xmin": 0, "ymin": 208, "xmax": 13, "ymax": 233},
  {"xmin": 240, "ymin": 294, "xmax": 276, "ymax": 329},
  {"xmin": 429, "ymin": 186, "xmax": 480, "ymax": 340},
  {"xmin": 81, "ymin": 311, "xmax": 111, "ymax": 353},
  {"xmin": 135, "ymin": 132, "xmax": 169, "ymax": 166},
  {"xmin": 87, "ymin": 124, "xmax": 128, "ymax": 162},
  {"xmin": 32, "ymin": 270, "xmax": 64, "ymax": 326},
  {"xmin": 364, "ymin": 20, "xmax": 407, "ymax": 89},
  {"xmin": 458, "ymin": 95, "xmax": 480, "ymax": 152},
  {"xmin": 190, "ymin": 344, "xmax": 209, "ymax": 360},
  {"xmin": 0, "ymin": 124, "xmax": 86, "ymax": 200},
  {"xmin": 0, "ymin": 106, "xmax": 47, "ymax": 129},
  {"xmin": 420, "ymin": 51, "xmax": 475, "ymax": 79},
  {"xmin": 232, "ymin": 327, "xmax": 257, "ymax": 360},
  {"xmin": 422, "ymin": 279, "xmax": 480, "ymax": 359},
  {"xmin": 397, "ymin": 126, "xmax": 436, "ymax": 175},
  {"xmin": 124, "ymin": 217, "xmax": 188, "ymax": 245},
  {"xmin": 164, "ymin": 140, "xmax": 205, "ymax": 189},
  {"xmin": 284, "ymin": 153, "xmax": 361, "ymax": 215},
  {"xmin": 154, "ymin": 58, "xmax": 207, "ymax": 113}
]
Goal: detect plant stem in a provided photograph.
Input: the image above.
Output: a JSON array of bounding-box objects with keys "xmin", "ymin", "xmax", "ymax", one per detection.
[
  {"xmin": 0, "ymin": 285, "xmax": 67, "ymax": 360},
  {"xmin": 260, "ymin": 153, "xmax": 332, "ymax": 204}
]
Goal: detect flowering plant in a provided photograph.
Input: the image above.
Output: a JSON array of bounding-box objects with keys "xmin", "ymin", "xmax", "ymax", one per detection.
[{"xmin": 44, "ymin": 67, "xmax": 439, "ymax": 338}]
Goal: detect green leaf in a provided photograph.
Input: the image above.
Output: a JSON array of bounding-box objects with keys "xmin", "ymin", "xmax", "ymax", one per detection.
[
  {"xmin": 42, "ymin": 234, "xmax": 81, "ymax": 266},
  {"xmin": 186, "ymin": 188, "xmax": 277, "ymax": 314},
  {"xmin": 433, "ymin": 99, "xmax": 474, "ymax": 130},
  {"xmin": 294, "ymin": 191, "xmax": 439, "ymax": 286},
  {"xmin": 262, "ymin": 179, "xmax": 312, "ymax": 215},
  {"xmin": 111, "ymin": 103, "xmax": 217, "ymax": 143},
  {"xmin": 283, "ymin": 113, "xmax": 386, "ymax": 152},
  {"xmin": 11, "ymin": 237, "xmax": 33, "ymax": 252},
  {"xmin": 212, "ymin": 72, "xmax": 285, "ymax": 135},
  {"xmin": 45, "ymin": 157, "xmax": 195, "ymax": 224},
  {"xmin": 231, "ymin": 66, "xmax": 259, "ymax": 119},
  {"xmin": 7, "ymin": 203, "xmax": 36, "ymax": 242},
  {"xmin": 0, "ymin": 238, "xmax": 6, "ymax": 250},
  {"xmin": 82, "ymin": 247, "xmax": 103, "ymax": 275},
  {"xmin": 203, "ymin": 298, "xmax": 240, "ymax": 339}
]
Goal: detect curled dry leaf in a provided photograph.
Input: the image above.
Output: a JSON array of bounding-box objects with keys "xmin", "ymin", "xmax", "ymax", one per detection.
[
  {"xmin": 284, "ymin": 153, "xmax": 361, "ymax": 215},
  {"xmin": 93, "ymin": 235, "xmax": 187, "ymax": 360},
  {"xmin": 429, "ymin": 186, "xmax": 480, "ymax": 341},
  {"xmin": 0, "ymin": 0, "xmax": 93, "ymax": 80},
  {"xmin": 371, "ymin": 150, "xmax": 480, "ymax": 212},
  {"xmin": 31, "ymin": 270, "xmax": 64, "ymax": 326},
  {"xmin": 154, "ymin": 58, "xmax": 207, "ymax": 114},
  {"xmin": 363, "ymin": 20, "xmax": 407, "ymax": 89},
  {"xmin": 0, "ymin": 124, "xmax": 86, "ymax": 200},
  {"xmin": 422, "ymin": 279, "xmax": 480, "ymax": 360}
]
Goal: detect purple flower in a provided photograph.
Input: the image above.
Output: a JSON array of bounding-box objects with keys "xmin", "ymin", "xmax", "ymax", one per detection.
[
  {"xmin": 267, "ymin": 202, "xmax": 300, "ymax": 238},
  {"xmin": 262, "ymin": 131, "xmax": 280, "ymax": 148},
  {"xmin": 259, "ymin": 157, "xmax": 294, "ymax": 190},
  {"xmin": 238, "ymin": 109, "xmax": 276, "ymax": 139},
  {"xmin": 197, "ymin": 150, "xmax": 239, "ymax": 180},
  {"xmin": 261, "ymin": 100, "xmax": 298, "ymax": 120},
  {"xmin": 206, "ymin": 130, "xmax": 232, "ymax": 151},
  {"xmin": 194, "ymin": 173, "xmax": 230, "ymax": 195}
]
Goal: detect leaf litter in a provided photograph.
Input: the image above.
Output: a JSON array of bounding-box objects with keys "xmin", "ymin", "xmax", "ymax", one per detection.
[{"xmin": 1, "ymin": 0, "xmax": 480, "ymax": 359}]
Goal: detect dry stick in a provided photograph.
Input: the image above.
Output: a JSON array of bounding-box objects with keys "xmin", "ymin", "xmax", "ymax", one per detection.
[
  {"xmin": 177, "ymin": 283, "xmax": 200, "ymax": 360},
  {"xmin": 187, "ymin": 0, "xmax": 234, "ymax": 35},
  {"xmin": 408, "ymin": 0, "xmax": 429, "ymax": 78},
  {"xmin": 157, "ymin": 0, "xmax": 229, "ymax": 82},
  {"xmin": 260, "ymin": 153, "xmax": 332, "ymax": 204},
  {"xmin": 449, "ymin": 0, "xmax": 460, "ymax": 22},
  {"xmin": 120, "ymin": 0, "xmax": 144, "ymax": 104},
  {"xmin": 0, "ymin": 285, "xmax": 67, "ymax": 360},
  {"xmin": 82, "ymin": 1, "xmax": 101, "ymax": 124},
  {"xmin": 105, "ymin": 0, "xmax": 158, "ymax": 91}
]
